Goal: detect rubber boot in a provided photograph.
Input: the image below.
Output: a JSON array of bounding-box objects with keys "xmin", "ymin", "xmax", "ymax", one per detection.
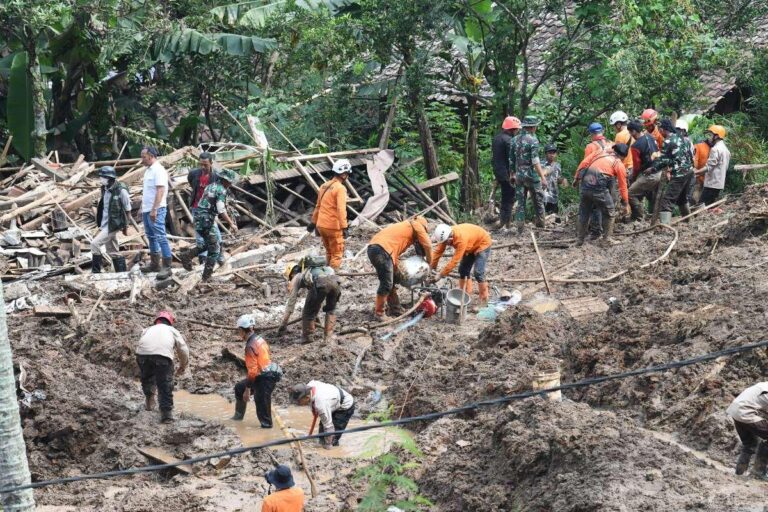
[
  {"xmin": 113, "ymin": 256, "xmax": 127, "ymax": 272},
  {"xmin": 736, "ymin": 446, "xmax": 755, "ymax": 476},
  {"xmin": 516, "ymin": 221, "xmax": 524, "ymax": 235},
  {"xmin": 599, "ymin": 217, "xmax": 615, "ymax": 247},
  {"xmin": 160, "ymin": 409, "xmax": 174, "ymax": 423},
  {"xmin": 534, "ymin": 215, "xmax": 545, "ymax": 228},
  {"xmin": 323, "ymin": 314, "xmax": 336, "ymax": 343},
  {"xmin": 179, "ymin": 246, "xmax": 201, "ymax": 271},
  {"xmin": 201, "ymin": 258, "xmax": 216, "ymax": 281},
  {"xmin": 373, "ymin": 294, "xmax": 390, "ymax": 321},
  {"xmin": 477, "ymin": 282, "xmax": 490, "ymax": 308},
  {"xmin": 231, "ymin": 399, "xmax": 247, "ymax": 420},
  {"xmin": 751, "ymin": 442, "xmax": 768, "ymax": 478},
  {"xmin": 142, "ymin": 252, "xmax": 161, "ymax": 273},
  {"xmin": 301, "ymin": 318, "xmax": 316, "ymax": 344},
  {"xmin": 145, "ymin": 394, "xmax": 156, "ymax": 411},
  {"xmin": 198, "ymin": 254, "xmax": 207, "ymax": 265},
  {"xmin": 157, "ymin": 256, "xmax": 173, "ymax": 280},
  {"xmin": 387, "ymin": 289, "xmax": 403, "ymax": 316},
  {"xmin": 575, "ymin": 221, "xmax": 587, "ymax": 247},
  {"xmin": 91, "ymin": 253, "xmax": 103, "ymax": 274},
  {"xmin": 679, "ymin": 203, "xmax": 691, "ymax": 219}
]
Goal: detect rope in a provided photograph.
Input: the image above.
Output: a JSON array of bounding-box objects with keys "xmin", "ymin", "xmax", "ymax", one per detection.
[{"xmin": 2, "ymin": 338, "xmax": 767, "ymax": 494}]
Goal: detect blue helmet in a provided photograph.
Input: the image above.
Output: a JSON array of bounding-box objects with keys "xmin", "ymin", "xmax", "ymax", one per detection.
[{"xmin": 588, "ymin": 122, "xmax": 603, "ymax": 134}]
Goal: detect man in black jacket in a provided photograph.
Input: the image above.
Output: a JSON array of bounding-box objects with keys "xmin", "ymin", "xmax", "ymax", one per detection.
[
  {"xmin": 187, "ymin": 152, "xmax": 223, "ymax": 265},
  {"xmin": 491, "ymin": 116, "xmax": 520, "ymax": 230},
  {"xmin": 92, "ymin": 166, "xmax": 131, "ymax": 272},
  {"xmin": 627, "ymin": 120, "xmax": 660, "ymax": 221}
]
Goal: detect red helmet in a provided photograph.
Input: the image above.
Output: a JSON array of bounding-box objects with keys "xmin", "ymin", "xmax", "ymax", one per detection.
[
  {"xmin": 502, "ymin": 116, "xmax": 521, "ymax": 130},
  {"xmin": 640, "ymin": 109, "xmax": 658, "ymax": 126},
  {"xmin": 416, "ymin": 297, "xmax": 438, "ymax": 319},
  {"xmin": 155, "ymin": 310, "xmax": 175, "ymax": 326}
]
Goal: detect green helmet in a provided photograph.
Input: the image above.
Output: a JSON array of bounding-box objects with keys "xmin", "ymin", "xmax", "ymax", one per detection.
[{"xmin": 216, "ymin": 168, "xmax": 239, "ymax": 184}]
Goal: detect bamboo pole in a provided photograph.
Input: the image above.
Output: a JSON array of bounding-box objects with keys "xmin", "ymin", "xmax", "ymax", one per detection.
[{"xmin": 530, "ymin": 230, "xmax": 551, "ymax": 294}]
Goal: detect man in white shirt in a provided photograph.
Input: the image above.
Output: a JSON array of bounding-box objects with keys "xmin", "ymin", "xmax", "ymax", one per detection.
[
  {"xmin": 290, "ymin": 381, "xmax": 354, "ymax": 448},
  {"xmin": 140, "ymin": 146, "xmax": 173, "ymax": 278},
  {"xmin": 694, "ymin": 125, "xmax": 731, "ymax": 206},
  {"xmin": 727, "ymin": 382, "xmax": 768, "ymax": 478},
  {"xmin": 135, "ymin": 310, "xmax": 189, "ymax": 423}
]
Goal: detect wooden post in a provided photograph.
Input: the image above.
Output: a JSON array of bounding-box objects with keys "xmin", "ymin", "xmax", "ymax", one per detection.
[{"xmin": 530, "ymin": 230, "xmax": 551, "ymax": 294}]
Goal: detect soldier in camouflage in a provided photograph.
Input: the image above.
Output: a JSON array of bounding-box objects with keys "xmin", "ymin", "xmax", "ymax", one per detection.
[
  {"xmin": 656, "ymin": 118, "xmax": 694, "ymax": 219},
  {"xmin": 512, "ymin": 116, "xmax": 549, "ymax": 233},
  {"xmin": 180, "ymin": 169, "xmax": 239, "ymax": 280}
]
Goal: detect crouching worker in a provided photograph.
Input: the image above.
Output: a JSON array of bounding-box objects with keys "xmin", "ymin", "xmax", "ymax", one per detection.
[
  {"xmin": 727, "ymin": 382, "xmax": 768, "ymax": 479},
  {"xmin": 232, "ymin": 314, "xmax": 282, "ymax": 427},
  {"xmin": 428, "ymin": 223, "xmax": 492, "ymax": 307},
  {"xmin": 290, "ymin": 381, "xmax": 355, "ymax": 449},
  {"xmin": 262, "ymin": 465, "xmax": 305, "ymax": 512},
  {"xmin": 367, "ymin": 216, "xmax": 432, "ymax": 320},
  {"xmin": 92, "ymin": 166, "xmax": 131, "ymax": 273},
  {"xmin": 180, "ymin": 169, "xmax": 239, "ymax": 281},
  {"xmin": 277, "ymin": 256, "xmax": 341, "ymax": 344},
  {"xmin": 575, "ymin": 143, "xmax": 630, "ymax": 247},
  {"xmin": 134, "ymin": 310, "xmax": 189, "ymax": 423}
]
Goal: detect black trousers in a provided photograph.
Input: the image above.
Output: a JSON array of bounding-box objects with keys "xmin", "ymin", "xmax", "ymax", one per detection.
[
  {"xmin": 234, "ymin": 373, "xmax": 279, "ymax": 428},
  {"xmin": 303, "ymin": 276, "xmax": 341, "ymax": 320},
  {"xmin": 660, "ymin": 172, "xmax": 693, "ymax": 213},
  {"xmin": 734, "ymin": 419, "xmax": 768, "ymax": 452},
  {"xmin": 137, "ymin": 354, "xmax": 174, "ymax": 412},
  {"xmin": 496, "ymin": 179, "xmax": 515, "ymax": 225},
  {"xmin": 368, "ymin": 244, "xmax": 394, "ymax": 295},
  {"xmin": 700, "ymin": 187, "xmax": 722, "ymax": 206},
  {"xmin": 319, "ymin": 404, "xmax": 356, "ymax": 446}
]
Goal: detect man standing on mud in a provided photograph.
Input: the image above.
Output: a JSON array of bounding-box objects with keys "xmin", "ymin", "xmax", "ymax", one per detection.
[
  {"xmin": 727, "ymin": 382, "xmax": 768, "ymax": 479},
  {"xmin": 656, "ymin": 118, "xmax": 694, "ymax": 220},
  {"xmin": 491, "ymin": 116, "xmax": 520, "ymax": 230},
  {"xmin": 134, "ymin": 310, "xmax": 189, "ymax": 423},
  {"xmin": 512, "ymin": 116, "xmax": 548, "ymax": 233},
  {"xmin": 627, "ymin": 120, "xmax": 660, "ymax": 221},
  {"xmin": 694, "ymin": 125, "xmax": 731, "ymax": 206},
  {"xmin": 290, "ymin": 381, "xmax": 355, "ymax": 449},
  {"xmin": 140, "ymin": 146, "xmax": 173, "ymax": 278},
  {"xmin": 92, "ymin": 166, "xmax": 131, "ymax": 273},
  {"xmin": 308, "ymin": 159, "xmax": 351, "ymax": 270},
  {"xmin": 187, "ymin": 152, "xmax": 223, "ymax": 266}
]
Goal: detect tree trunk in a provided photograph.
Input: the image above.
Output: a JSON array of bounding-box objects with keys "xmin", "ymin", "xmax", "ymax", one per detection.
[
  {"xmin": 0, "ymin": 283, "xmax": 36, "ymax": 511},
  {"xmin": 26, "ymin": 42, "xmax": 48, "ymax": 158},
  {"xmin": 412, "ymin": 98, "xmax": 440, "ymax": 180},
  {"xmin": 461, "ymin": 97, "xmax": 481, "ymax": 211}
]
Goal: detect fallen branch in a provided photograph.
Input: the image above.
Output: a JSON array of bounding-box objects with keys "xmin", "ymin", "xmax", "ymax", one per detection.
[{"xmin": 340, "ymin": 293, "xmax": 429, "ymax": 335}]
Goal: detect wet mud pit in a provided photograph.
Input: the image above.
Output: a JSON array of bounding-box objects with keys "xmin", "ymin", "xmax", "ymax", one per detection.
[{"xmin": 7, "ymin": 185, "xmax": 768, "ymax": 510}]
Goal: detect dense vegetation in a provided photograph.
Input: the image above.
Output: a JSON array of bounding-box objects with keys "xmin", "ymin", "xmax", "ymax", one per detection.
[{"xmin": 1, "ymin": 0, "xmax": 767, "ymax": 212}]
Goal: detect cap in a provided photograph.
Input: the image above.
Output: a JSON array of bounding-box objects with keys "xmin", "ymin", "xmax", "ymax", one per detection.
[
  {"xmin": 265, "ymin": 465, "xmax": 295, "ymax": 490},
  {"xmin": 289, "ymin": 384, "xmax": 309, "ymax": 402},
  {"xmin": 216, "ymin": 168, "xmax": 239, "ymax": 184},
  {"xmin": 142, "ymin": 146, "xmax": 159, "ymax": 158},
  {"xmin": 613, "ymin": 143, "xmax": 629, "ymax": 158},
  {"xmin": 521, "ymin": 116, "xmax": 540, "ymax": 127},
  {"xmin": 544, "ymin": 143, "xmax": 558, "ymax": 153}
]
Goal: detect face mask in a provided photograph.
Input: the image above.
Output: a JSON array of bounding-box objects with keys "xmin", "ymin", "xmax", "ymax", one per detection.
[{"xmin": 100, "ymin": 178, "xmax": 110, "ymax": 186}]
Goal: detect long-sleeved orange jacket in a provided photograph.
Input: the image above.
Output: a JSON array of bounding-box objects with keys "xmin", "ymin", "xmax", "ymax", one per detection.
[
  {"xmin": 431, "ymin": 224, "xmax": 491, "ymax": 277},
  {"xmin": 244, "ymin": 333, "xmax": 271, "ymax": 383},
  {"xmin": 576, "ymin": 152, "xmax": 629, "ymax": 203},
  {"xmin": 369, "ymin": 217, "xmax": 432, "ymax": 268},
  {"xmin": 312, "ymin": 178, "xmax": 348, "ymax": 230}
]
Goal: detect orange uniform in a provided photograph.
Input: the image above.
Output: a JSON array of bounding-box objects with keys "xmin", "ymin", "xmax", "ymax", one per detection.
[
  {"xmin": 369, "ymin": 217, "xmax": 432, "ymax": 268},
  {"xmin": 261, "ymin": 487, "xmax": 305, "ymax": 512},
  {"xmin": 245, "ymin": 334, "xmax": 271, "ymax": 384},
  {"xmin": 584, "ymin": 135, "xmax": 609, "ymax": 161},
  {"xmin": 431, "ymin": 224, "xmax": 492, "ymax": 277},
  {"xmin": 312, "ymin": 177, "xmax": 347, "ymax": 269},
  {"xmin": 614, "ymin": 128, "xmax": 634, "ymax": 170},
  {"xmin": 646, "ymin": 126, "xmax": 664, "ymax": 152},
  {"xmin": 694, "ymin": 141, "xmax": 711, "ymax": 185},
  {"xmin": 576, "ymin": 152, "xmax": 629, "ymax": 203}
]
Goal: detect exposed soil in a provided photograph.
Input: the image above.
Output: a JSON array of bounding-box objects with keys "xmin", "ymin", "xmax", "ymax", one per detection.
[{"xmin": 6, "ymin": 185, "xmax": 768, "ymax": 510}]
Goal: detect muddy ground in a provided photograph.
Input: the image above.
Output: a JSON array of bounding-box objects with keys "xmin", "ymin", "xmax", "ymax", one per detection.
[{"xmin": 6, "ymin": 185, "xmax": 768, "ymax": 511}]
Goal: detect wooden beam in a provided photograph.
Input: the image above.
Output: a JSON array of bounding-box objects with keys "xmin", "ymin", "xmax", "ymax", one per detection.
[
  {"xmin": 31, "ymin": 158, "xmax": 67, "ymax": 181},
  {"xmin": 278, "ymin": 148, "xmax": 380, "ymax": 163},
  {"xmin": 33, "ymin": 305, "xmax": 72, "ymax": 317},
  {"xmin": 137, "ymin": 447, "xmax": 192, "ymax": 475},
  {"xmin": 416, "ymin": 172, "xmax": 460, "ymax": 191}
]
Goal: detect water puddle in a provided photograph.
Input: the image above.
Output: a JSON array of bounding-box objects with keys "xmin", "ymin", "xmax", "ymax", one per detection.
[
  {"xmin": 525, "ymin": 294, "xmax": 561, "ymax": 314},
  {"xmin": 175, "ymin": 390, "xmax": 409, "ymax": 458},
  {"xmin": 642, "ymin": 428, "xmax": 733, "ymax": 474}
]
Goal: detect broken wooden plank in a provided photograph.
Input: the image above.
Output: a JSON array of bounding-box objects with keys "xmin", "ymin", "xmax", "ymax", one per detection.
[
  {"xmin": 31, "ymin": 158, "xmax": 67, "ymax": 181},
  {"xmin": 33, "ymin": 305, "xmax": 72, "ymax": 318},
  {"xmin": 561, "ymin": 296, "xmax": 609, "ymax": 320},
  {"xmin": 137, "ymin": 447, "xmax": 192, "ymax": 475},
  {"xmin": 279, "ymin": 148, "xmax": 380, "ymax": 163},
  {"xmin": 416, "ymin": 172, "xmax": 460, "ymax": 191}
]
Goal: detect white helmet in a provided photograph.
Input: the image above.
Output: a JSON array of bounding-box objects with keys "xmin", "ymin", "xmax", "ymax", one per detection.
[
  {"xmin": 675, "ymin": 119, "xmax": 689, "ymax": 132},
  {"xmin": 332, "ymin": 159, "xmax": 352, "ymax": 174},
  {"xmin": 609, "ymin": 111, "xmax": 629, "ymax": 125},
  {"xmin": 236, "ymin": 314, "xmax": 255, "ymax": 329},
  {"xmin": 432, "ymin": 223, "xmax": 452, "ymax": 243}
]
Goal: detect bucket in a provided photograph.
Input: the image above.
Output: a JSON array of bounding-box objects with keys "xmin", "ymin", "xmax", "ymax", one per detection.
[
  {"xmin": 532, "ymin": 370, "xmax": 562, "ymax": 402},
  {"xmin": 659, "ymin": 211, "xmax": 672, "ymax": 225},
  {"xmin": 445, "ymin": 288, "xmax": 471, "ymax": 324}
]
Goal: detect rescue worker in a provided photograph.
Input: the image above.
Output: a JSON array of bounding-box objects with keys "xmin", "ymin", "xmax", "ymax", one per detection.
[
  {"xmin": 179, "ymin": 169, "xmax": 239, "ymax": 281},
  {"xmin": 277, "ymin": 257, "xmax": 341, "ymax": 344},
  {"xmin": 627, "ymin": 120, "xmax": 660, "ymax": 221},
  {"xmin": 308, "ymin": 159, "xmax": 351, "ymax": 270},
  {"xmin": 187, "ymin": 152, "xmax": 223, "ymax": 266},
  {"xmin": 140, "ymin": 146, "xmax": 173, "ymax": 278},
  {"xmin": 726, "ymin": 382, "xmax": 768, "ymax": 479},
  {"xmin": 690, "ymin": 137, "xmax": 712, "ymax": 205},
  {"xmin": 367, "ymin": 216, "xmax": 432, "ymax": 320},
  {"xmin": 584, "ymin": 122, "xmax": 610, "ymax": 161},
  {"xmin": 656, "ymin": 118, "xmax": 694, "ymax": 219},
  {"xmin": 640, "ymin": 108, "xmax": 665, "ymax": 150},
  {"xmin": 262, "ymin": 465, "xmax": 305, "ymax": 512},
  {"xmin": 492, "ymin": 116, "xmax": 521, "ymax": 230},
  {"xmin": 290, "ymin": 381, "xmax": 355, "ymax": 449},
  {"xmin": 542, "ymin": 144, "xmax": 563, "ymax": 214},
  {"xmin": 694, "ymin": 125, "xmax": 731, "ymax": 206},
  {"xmin": 575, "ymin": 143, "xmax": 630, "ymax": 246},
  {"xmin": 92, "ymin": 166, "xmax": 131, "ymax": 273},
  {"xmin": 610, "ymin": 111, "xmax": 634, "ymax": 180},
  {"xmin": 428, "ymin": 223, "xmax": 492, "ymax": 307},
  {"xmin": 134, "ymin": 310, "xmax": 189, "ymax": 423},
  {"xmin": 232, "ymin": 314, "xmax": 282, "ymax": 427},
  {"xmin": 512, "ymin": 116, "xmax": 548, "ymax": 233}
]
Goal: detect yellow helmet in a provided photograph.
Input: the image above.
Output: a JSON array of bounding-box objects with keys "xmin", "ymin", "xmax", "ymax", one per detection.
[
  {"xmin": 706, "ymin": 124, "xmax": 727, "ymax": 139},
  {"xmin": 284, "ymin": 263, "xmax": 297, "ymax": 281}
]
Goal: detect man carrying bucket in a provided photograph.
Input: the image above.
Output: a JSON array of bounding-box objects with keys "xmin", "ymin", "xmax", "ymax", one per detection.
[{"xmin": 427, "ymin": 223, "xmax": 492, "ymax": 307}]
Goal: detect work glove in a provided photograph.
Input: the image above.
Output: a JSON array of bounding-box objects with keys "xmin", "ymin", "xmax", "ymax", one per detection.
[
  {"xmin": 342, "ymin": 228, "xmax": 349, "ymax": 239},
  {"xmin": 306, "ymin": 223, "xmax": 316, "ymax": 233}
]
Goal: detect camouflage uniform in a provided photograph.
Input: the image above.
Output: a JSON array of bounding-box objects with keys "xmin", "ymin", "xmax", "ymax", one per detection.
[
  {"xmin": 194, "ymin": 182, "xmax": 229, "ymax": 263},
  {"xmin": 657, "ymin": 132, "xmax": 694, "ymax": 216},
  {"xmin": 514, "ymin": 132, "xmax": 545, "ymax": 228}
]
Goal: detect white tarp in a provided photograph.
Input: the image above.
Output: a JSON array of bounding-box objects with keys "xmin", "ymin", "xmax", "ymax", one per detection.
[{"xmin": 350, "ymin": 149, "xmax": 394, "ymax": 227}]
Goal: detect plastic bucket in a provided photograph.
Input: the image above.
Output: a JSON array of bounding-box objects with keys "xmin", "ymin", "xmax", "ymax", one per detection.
[
  {"xmin": 532, "ymin": 370, "xmax": 562, "ymax": 402},
  {"xmin": 659, "ymin": 211, "xmax": 672, "ymax": 225},
  {"xmin": 445, "ymin": 289, "xmax": 472, "ymax": 324}
]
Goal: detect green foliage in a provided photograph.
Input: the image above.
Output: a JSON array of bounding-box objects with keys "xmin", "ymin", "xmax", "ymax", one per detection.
[
  {"xmin": 153, "ymin": 28, "xmax": 276, "ymax": 61},
  {"xmin": 7, "ymin": 52, "xmax": 34, "ymax": 161}
]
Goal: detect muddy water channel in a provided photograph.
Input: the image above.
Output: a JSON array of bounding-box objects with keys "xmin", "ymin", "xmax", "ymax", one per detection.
[{"xmin": 175, "ymin": 390, "xmax": 409, "ymax": 458}]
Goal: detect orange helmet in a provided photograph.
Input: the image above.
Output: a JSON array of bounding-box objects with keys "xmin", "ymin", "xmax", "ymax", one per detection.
[
  {"xmin": 640, "ymin": 109, "xmax": 658, "ymax": 126},
  {"xmin": 706, "ymin": 124, "xmax": 727, "ymax": 139},
  {"xmin": 502, "ymin": 116, "xmax": 521, "ymax": 130}
]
